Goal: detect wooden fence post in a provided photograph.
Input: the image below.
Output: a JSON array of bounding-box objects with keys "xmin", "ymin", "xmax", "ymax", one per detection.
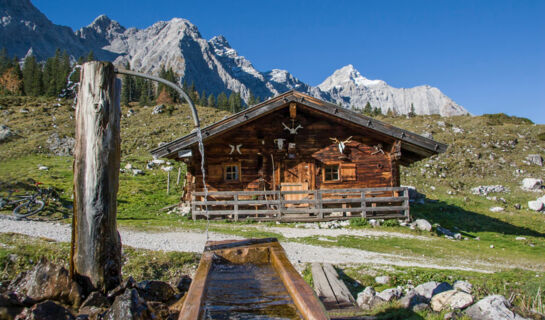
[{"xmin": 70, "ymin": 61, "xmax": 122, "ymax": 293}]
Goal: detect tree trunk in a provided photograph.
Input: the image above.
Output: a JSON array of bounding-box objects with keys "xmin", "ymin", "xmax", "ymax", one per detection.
[{"xmin": 70, "ymin": 61, "xmax": 122, "ymax": 293}]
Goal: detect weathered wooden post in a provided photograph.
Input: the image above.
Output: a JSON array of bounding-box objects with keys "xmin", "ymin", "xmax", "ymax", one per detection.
[{"xmin": 70, "ymin": 61, "xmax": 122, "ymax": 293}]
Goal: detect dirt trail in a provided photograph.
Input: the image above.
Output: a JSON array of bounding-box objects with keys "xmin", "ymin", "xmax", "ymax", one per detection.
[{"xmin": 0, "ymin": 217, "xmax": 494, "ymax": 273}]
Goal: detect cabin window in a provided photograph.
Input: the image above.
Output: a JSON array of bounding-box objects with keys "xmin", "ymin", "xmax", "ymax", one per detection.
[
  {"xmin": 324, "ymin": 164, "xmax": 340, "ymax": 181},
  {"xmin": 224, "ymin": 164, "xmax": 239, "ymax": 181}
]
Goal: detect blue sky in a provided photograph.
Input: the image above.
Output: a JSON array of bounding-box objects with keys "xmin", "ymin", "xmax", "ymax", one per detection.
[{"xmin": 33, "ymin": 0, "xmax": 545, "ymax": 123}]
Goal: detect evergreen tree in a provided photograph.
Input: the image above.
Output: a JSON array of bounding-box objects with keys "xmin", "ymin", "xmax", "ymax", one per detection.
[
  {"xmin": 0, "ymin": 48, "xmax": 10, "ymax": 75},
  {"xmin": 362, "ymin": 101, "xmax": 373, "ymax": 116},
  {"xmin": 138, "ymin": 79, "xmax": 154, "ymax": 106},
  {"xmin": 157, "ymin": 66, "xmax": 179, "ymax": 103},
  {"xmin": 247, "ymin": 90, "xmax": 257, "ymax": 106},
  {"xmin": 121, "ymin": 62, "xmax": 136, "ymax": 106},
  {"xmin": 207, "ymin": 93, "xmax": 216, "ymax": 108},
  {"xmin": 228, "ymin": 91, "xmax": 242, "ymax": 113},
  {"xmin": 373, "ymin": 107, "xmax": 382, "ymax": 116},
  {"xmin": 217, "ymin": 92, "xmax": 228, "ymax": 110},
  {"xmin": 408, "ymin": 103, "xmax": 416, "ymax": 118},
  {"xmin": 86, "ymin": 50, "xmax": 95, "ymax": 62},
  {"xmin": 22, "ymin": 54, "xmax": 42, "ymax": 96},
  {"xmin": 199, "ymin": 90, "xmax": 207, "ymax": 106}
]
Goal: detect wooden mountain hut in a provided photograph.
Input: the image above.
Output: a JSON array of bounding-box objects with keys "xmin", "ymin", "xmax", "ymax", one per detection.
[{"xmin": 151, "ymin": 90, "xmax": 447, "ymax": 222}]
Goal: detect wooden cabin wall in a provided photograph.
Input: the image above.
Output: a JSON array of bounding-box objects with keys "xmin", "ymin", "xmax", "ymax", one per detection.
[{"xmin": 181, "ymin": 105, "xmax": 402, "ymax": 197}]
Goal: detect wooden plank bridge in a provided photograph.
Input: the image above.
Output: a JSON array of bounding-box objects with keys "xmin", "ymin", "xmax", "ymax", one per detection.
[{"xmin": 191, "ymin": 186, "xmax": 409, "ymax": 222}]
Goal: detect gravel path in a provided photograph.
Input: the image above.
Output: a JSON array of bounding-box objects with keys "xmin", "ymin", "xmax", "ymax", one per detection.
[
  {"xmin": 260, "ymin": 226, "xmax": 432, "ymax": 240},
  {"xmin": 0, "ymin": 217, "xmax": 493, "ymax": 273}
]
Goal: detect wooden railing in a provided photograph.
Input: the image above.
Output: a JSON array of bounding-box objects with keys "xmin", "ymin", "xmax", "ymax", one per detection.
[{"xmin": 191, "ymin": 187, "xmax": 409, "ymax": 222}]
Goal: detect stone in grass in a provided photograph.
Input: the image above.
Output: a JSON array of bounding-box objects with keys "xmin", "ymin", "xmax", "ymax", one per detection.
[
  {"xmin": 528, "ymin": 200, "xmax": 544, "ymax": 212},
  {"xmin": 374, "ymin": 275, "xmax": 390, "ymax": 285},
  {"xmin": 521, "ymin": 178, "xmax": 542, "ymax": 191},
  {"xmin": 413, "ymin": 219, "xmax": 432, "ymax": 232},
  {"xmin": 489, "ymin": 206, "xmax": 504, "ymax": 213},
  {"xmin": 136, "ymin": 280, "xmax": 176, "ymax": 303},
  {"xmin": 453, "ymin": 280, "xmax": 473, "ymax": 294},
  {"xmin": 526, "ymin": 154, "xmax": 543, "ymax": 166},
  {"xmin": 376, "ymin": 287, "xmax": 402, "ymax": 302},
  {"xmin": 399, "ymin": 289, "xmax": 427, "ymax": 309},
  {"xmin": 465, "ymin": 295, "xmax": 529, "ymax": 320},
  {"xmin": 430, "ymin": 289, "xmax": 473, "ymax": 312},
  {"xmin": 414, "ymin": 281, "xmax": 453, "ymax": 300},
  {"xmin": 356, "ymin": 287, "xmax": 385, "ymax": 310}
]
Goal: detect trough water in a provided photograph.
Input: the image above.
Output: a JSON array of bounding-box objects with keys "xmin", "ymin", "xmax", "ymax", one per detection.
[{"xmin": 201, "ymin": 262, "xmax": 302, "ymax": 320}]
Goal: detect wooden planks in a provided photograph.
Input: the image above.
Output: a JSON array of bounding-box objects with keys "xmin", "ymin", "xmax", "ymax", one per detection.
[{"xmin": 311, "ymin": 263, "xmax": 356, "ymax": 310}]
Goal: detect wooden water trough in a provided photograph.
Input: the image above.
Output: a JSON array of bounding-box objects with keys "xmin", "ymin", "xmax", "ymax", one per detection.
[{"xmin": 179, "ymin": 238, "xmax": 329, "ymax": 320}]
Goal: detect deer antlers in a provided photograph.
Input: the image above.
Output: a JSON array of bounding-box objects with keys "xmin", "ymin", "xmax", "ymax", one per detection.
[{"xmin": 330, "ymin": 136, "xmax": 353, "ymax": 154}]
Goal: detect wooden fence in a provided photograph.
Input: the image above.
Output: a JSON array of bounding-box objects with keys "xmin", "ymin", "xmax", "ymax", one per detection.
[{"xmin": 191, "ymin": 187, "xmax": 409, "ymax": 222}]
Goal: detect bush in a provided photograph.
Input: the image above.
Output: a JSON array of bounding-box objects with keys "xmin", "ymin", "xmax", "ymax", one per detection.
[
  {"xmin": 383, "ymin": 219, "xmax": 400, "ymax": 227},
  {"xmin": 538, "ymin": 132, "xmax": 545, "ymax": 141},
  {"xmin": 350, "ymin": 218, "xmax": 369, "ymax": 227},
  {"xmin": 482, "ymin": 113, "xmax": 533, "ymax": 126}
]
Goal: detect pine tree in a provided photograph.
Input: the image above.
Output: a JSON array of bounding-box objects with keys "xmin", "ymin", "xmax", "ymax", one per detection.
[
  {"xmin": 22, "ymin": 54, "xmax": 42, "ymax": 96},
  {"xmin": 157, "ymin": 67, "xmax": 179, "ymax": 103},
  {"xmin": 199, "ymin": 90, "xmax": 207, "ymax": 106},
  {"xmin": 363, "ymin": 101, "xmax": 373, "ymax": 116},
  {"xmin": 217, "ymin": 92, "xmax": 228, "ymax": 110},
  {"xmin": 121, "ymin": 62, "xmax": 136, "ymax": 106},
  {"xmin": 86, "ymin": 50, "xmax": 95, "ymax": 62},
  {"xmin": 228, "ymin": 91, "xmax": 242, "ymax": 113},
  {"xmin": 247, "ymin": 90, "xmax": 257, "ymax": 106},
  {"xmin": 408, "ymin": 103, "xmax": 416, "ymax": 118},
  {"xmin": 0, "ymin": 48, "xmax": 10, "ymax": 75},
  {"xmin": 207, "ymin": 93, "xmax": 216, "ymax": 108}
]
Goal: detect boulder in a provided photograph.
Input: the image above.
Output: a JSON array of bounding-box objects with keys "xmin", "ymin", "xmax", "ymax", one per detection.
[
  {"xmin": 107, "ymin": 277, "xmax": 136, "ymax": 300},
  {"xmin": 374, "ymin": 276, "xmax": 390, "ymax": 285},
  {"xmin": 521, "ymin": 178, "xmax": 542, "ymax": 191},
  {"xmin": 377, "ymin": 287, "xmax": 402, "ymax": 302},
  {"xmin": 46, "ymin": 133, "xmax": 75, "ymax": 156},
  {"xmin": 16, "ymin": 300, "xmax": 75, "ymax": 320},
  {"xmin": 151, "ymin": 105, "xmax": 164, "ymax": 115},
  {"xmin": 414, "ymin": 281, "xmax": 453, "ymax": 300},
  {"xmin": 465, "ymin": 295, "xmax": 529, "ymax": 320},
  {"xmin": 471, "ymin": 185, "xmax": 508, "ymax": 196},
  {"xmin": 526, "ymin": 154, "xmax": 543, "ymax": 166},
  {"xmin": 412, "ymin": 302, "xmax": 430, "ymax": 312},
  {"xmin": 413, "ymin": 219, "xmax": 432, "ymax": 232},
  {"xmin": 136, "ymin": 280, "xmax": 175, "ymax": 303},
  {"xmin": 173, "ymin": 276, "xmax": 191, "ymax": 294},
  {"xmin": 80, "ymin": 291, "xmax": 109, "ymax": 310},
  {"xmin": 103, "ymin": 289, "xmax": 154, "ymax": 320},
  {"xmin": 356, "ymin": 287, "xmax": 384, "ymax": 310},
  {"xmin": 430, "ymin": 289, "xmax": 473, "ymax": 312},
  {"xmin": 453, "ymin": 280, "xmax": 473, "ymax": 294},
  {"xmin": 489, "ymin": 207, "xmax": 504, "ymax": 213},
  {"xmin": 528, "ymin": 200, "xmax": 544, "ymax": 211},
  {"xmin": 8, "ymin": 260, "xmax": 82, "ymax": 307},
  {"xmin": 0, "ymin": 125, "xmax": 15, "ymax": 143},
  {"xmin": 399, "ymin": 290, "xmax": 427, "ymax": 309}
]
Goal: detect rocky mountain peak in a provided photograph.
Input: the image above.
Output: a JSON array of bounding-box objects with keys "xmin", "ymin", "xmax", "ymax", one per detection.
[{"xmin": 318, "ymin": 64, "xmax": 386, "ymax": 92}]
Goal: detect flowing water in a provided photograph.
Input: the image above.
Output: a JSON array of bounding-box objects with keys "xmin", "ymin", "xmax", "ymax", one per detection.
[{"xmin": 201, "ymin": 262, "xmax": 302, "ymax": 320}]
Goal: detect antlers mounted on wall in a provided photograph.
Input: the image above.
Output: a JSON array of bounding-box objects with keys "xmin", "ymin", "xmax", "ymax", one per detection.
[{"xmin": 329, "ymin": 136, "xmax": 353, "ymax": 154}]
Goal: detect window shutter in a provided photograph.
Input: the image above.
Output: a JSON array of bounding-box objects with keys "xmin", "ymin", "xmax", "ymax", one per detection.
[{"xmin": 341, "ymin": 163, "xmax": 357, "ymax": 181}]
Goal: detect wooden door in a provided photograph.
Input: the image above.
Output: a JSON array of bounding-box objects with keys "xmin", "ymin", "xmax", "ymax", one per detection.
[{"xmin": 280, "ymin": 161, "xmax": 313, "ymax": 204}]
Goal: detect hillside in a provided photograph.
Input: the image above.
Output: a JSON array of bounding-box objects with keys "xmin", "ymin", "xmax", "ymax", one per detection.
[{"xmin": 1, "ymin": 96, "xmax": 545, "ymax": 318}]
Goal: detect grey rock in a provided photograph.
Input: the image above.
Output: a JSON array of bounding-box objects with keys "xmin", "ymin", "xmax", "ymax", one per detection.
[
  {"xmin": 414, "ymin": 281, "xmax": 453, "ymax": 300},
  {"xmin": 374, "ymin": 276, "xmax": 390, "ymax": 285},
  {"xmin": 453, "ymin": 280, "xmax": 473, "ymax": 294},
  {"xmin": 0, "ymin": 125, "xmax": 15, "ymax": 143},
  {"xmin": 399, "ymin": 289, "xmax": 427, "ymax": 309},
  {"xmin": 413, "ymin": 219, "xmax": 432, "ymax": 232},
  {"xmin": 412, "ymin": 302, "xmax": 430, "ymax": 312},
  {"xmin": 47, "ymin": 133, "xmax": 75, "ymax": 156},
  {"xmin": 377, "ymin": 287, "xmax": 402, "ymax": 302},
  {"xmin": 107, "ymin": 276, "xmax": 136, "ymax": 300},
  {"xmin": 525, "ymin": 154, "xmax": 543, "ymax": 166},
  {"xmin": 436, "ymin": 226, "xmax": 462, "ymax": 240},
  {"xmin": 356, "ymin": 287, "xmax": 385, "ymax": 310},
  {"xmin": 132, "ymin": 169, "xmax": 144, "ymax": 176},
  {"xmin": 421, "ymin": 132, "xmax": 433, "ymax": 139},
  {"xmin": 471, "ymin": 185, "xmax": 508, "ymax": 196},
  {"xmin": 465, "ymin": 295, "xmax": 529, "ymax": 320},
  {"xmin": 17, "ymin": 300, "xmax": 75, "ymax": 320},
  {"xmin": 528, "ymin": 200, "xmax": 544, "ymax": 211},
  {"xmin": 431, "ymin": 289, "xmax": 473, "ymax": 311},
  {"xmin": 8, "ymin": 259, "xmax": 82, "ymax": 307},
  {"xmin": 103, "ymin": 289, "xmax": 154, "ymax": 320},
  {"xmin": 521, "ymin": 178, "xmax": 543, "ymax": 191},
  {"xmin": 136, "ymin": 280, "xmax": 175, "ymax": 302},
  {"xmin": 151, "ymin": 105, "xmax": 164, "ymax": 115},
  {"xmin": 80, "ymin": 291, "xmax": 109, "ymax": 310}
]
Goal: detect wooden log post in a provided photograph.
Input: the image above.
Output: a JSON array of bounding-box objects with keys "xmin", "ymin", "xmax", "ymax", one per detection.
[{"xmin": 71, "ymin": 61, "xmax": 122, "ymax": 293}]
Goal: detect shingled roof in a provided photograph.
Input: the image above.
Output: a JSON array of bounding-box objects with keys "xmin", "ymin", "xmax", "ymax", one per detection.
[{"xmin": 150, "ymin": 90, "xmax": 447, "ymax": 164}]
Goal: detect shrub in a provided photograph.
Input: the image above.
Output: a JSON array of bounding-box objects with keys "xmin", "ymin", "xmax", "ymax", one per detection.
[
  {"xmin": 482, "ymin": 113, "xmax": 533, "ymax": 126},
  {"xmin": 350, "ymin": 218, "xmax": 369, "ymax": 227},
  {"xmin": 538, "ymin": 132, "xmax": 545, "ymax": 141},
  {"xmin": 383, "ymin": 219, "xmax": 400, "ymax": 227}
]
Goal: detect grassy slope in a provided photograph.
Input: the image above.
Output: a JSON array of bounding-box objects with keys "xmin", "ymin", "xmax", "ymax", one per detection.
[{"xmin": 1, "ymin": 96, "xmax": 545, "ymax": 316}]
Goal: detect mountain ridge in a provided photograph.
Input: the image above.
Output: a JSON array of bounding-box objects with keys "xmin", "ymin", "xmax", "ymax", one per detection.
[{"xmin": 0, "ymin": 1, "xmax": 468, "ymax": 116}]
